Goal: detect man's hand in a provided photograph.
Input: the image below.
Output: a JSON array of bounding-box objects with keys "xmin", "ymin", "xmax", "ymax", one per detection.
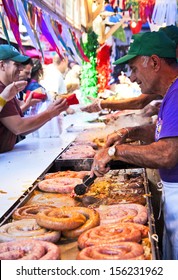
[
  {"xmin": 1, "ymin": 81, "xmax": 27, "ymax": 102},
  {"xmin": 105, "ymin": 128, "xmax": 130, "ymax": 147},
  {"xmin": 80, "ymin": 96, "xmax": 102, "ymax": 113},
  {"xmin": 47, "ymin": 98, "xmax": 69, "ymax": 119},
  {"xmin": 91, "ymin": 148, "xmax": 111, "ymax": 177}
]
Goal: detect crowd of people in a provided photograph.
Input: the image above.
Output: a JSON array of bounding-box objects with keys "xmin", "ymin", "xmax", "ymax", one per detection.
[{"xmin": 1, "ymin": 24, "xmax": 178, "ymax": 260}]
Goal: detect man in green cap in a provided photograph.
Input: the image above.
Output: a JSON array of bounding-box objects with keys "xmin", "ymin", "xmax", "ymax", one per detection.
[{"xmin": 91, "ymin": 31, "xmax": 178, "ymax": 260}]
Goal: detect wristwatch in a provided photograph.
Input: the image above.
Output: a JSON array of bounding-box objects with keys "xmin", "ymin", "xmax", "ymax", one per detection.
[{"xmin": 108, "ymin": 145, "xmax": 116, "ymax": 158}]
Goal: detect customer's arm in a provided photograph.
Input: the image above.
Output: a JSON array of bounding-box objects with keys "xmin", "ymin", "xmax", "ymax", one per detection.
[
  {"xmin": 1, "ymin": 98, "xmax": 69, "ymax": 135},
  {"xmin": 80, "ymin": 93, "xmax": 161, "ymax": 113}
]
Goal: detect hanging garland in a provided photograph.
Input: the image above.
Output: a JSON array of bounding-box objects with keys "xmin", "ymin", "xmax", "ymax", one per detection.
[
  {"xmin": 96, "ymin": 44, "xmax": 111, "ymax": 93},
  {"xmin": 80, "ymin": 29, "xmax": 99, "ymax": 104}
]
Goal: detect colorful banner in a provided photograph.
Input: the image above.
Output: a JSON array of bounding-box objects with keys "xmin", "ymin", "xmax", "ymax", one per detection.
[
  {"xmin": 2, "ymin": 0, "xmax": 24, "ymax": 52},
  {"xmin": 16, "ymin": 0, "xmax": 39, "ymax": 50},
  {"xmin": 69, "ymin": 29, "xmax": 90, "ymax": 63},
  {"xmin": 36, "ymin": 9, "xmax": 63, "ymax": 58},
  {"xmin": 0, "ymin": 11, "xmax": 11, "ymax": 45}
]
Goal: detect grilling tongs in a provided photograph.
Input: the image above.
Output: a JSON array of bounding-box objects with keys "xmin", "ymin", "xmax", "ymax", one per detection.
[{"xmin": 74, "ymin": 174, "xmax": 97, "ymax": 195}]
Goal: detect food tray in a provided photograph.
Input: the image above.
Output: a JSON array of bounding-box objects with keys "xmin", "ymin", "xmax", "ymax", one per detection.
[{"xmin": 55, "ymin": 142, "xmax": 139, "ymax": 171}]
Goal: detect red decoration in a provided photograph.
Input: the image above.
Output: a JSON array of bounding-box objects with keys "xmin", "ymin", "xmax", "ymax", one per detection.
[
  {"xmin": 56, "ymin": 22, "xmax": 62, "ymax": 35},
  {"xmin": 123, "ymin": 0, "xmax": 155, "ymax": 24},
  {"xmin": 130, "ymin": 20, "xmax": 142, "ymax": 34},
  {"xmin": 96, "ymin": 45, "xmax": 111, "ymax": 93},
  {"xmin": 139, "ymin": 0, "xmax": 155, "ymax": 23},
  {"xmin": 109, "ymin": 0, "xmax": 117, "ymax": 7}
]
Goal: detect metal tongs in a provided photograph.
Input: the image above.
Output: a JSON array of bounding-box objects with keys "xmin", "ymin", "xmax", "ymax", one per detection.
[{"xmin": 74, "ymin": 174, "xmax": 97, "ymax": 195}]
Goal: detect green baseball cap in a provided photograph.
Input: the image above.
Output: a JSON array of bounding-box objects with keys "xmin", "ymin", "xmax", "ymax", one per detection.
[
  {"xmin": 114, "ymin": 31, "xmax": 176, "ymax": 65},
  {"xmin": 0, "ymin": 44, "xmax": 30, "ymax": 63},
  {"xmin": 159, "ymin": 25, "xmax": 178, "ymax": 45}
]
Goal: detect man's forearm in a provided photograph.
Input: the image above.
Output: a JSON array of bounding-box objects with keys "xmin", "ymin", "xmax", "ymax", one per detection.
[
  {"xmin": 127, "ymin": 124, "xmax": 156, "ymax": 144},
  {"xmin": 21, "ymin": 111, "xmax": 52, "ymax": 133},
  {"xmin": 114, "ymin": 140, "xmax": 173, "ymax": 169},
  {"xmin": 101, "ymin": 94, "xmax": 160, "ymax": 111}
]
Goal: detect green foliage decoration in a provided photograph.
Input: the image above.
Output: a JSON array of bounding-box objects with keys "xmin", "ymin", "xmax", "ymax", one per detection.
[{"xmin": 80, "ymin": 28, "xmax": 99, "ymax": 104}]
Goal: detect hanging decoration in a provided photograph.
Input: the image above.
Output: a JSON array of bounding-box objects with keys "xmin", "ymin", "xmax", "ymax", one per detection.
[
  {"xmin": 139, "ymin": 0, "xmax": 155, "ymax": 23},
  {"xmin": 80, "ymin": 29, "xmax": 99, "ymax": 103},
  {"xmin": 15, "ymin": 0, "xmax": 39, "ymax": 51},
  {"xmin": 125, "ymin": 0, "xmax": 139, "ymax": 21},
  {"xmin": 130, "ymin": 18, "xmax": 142, "ymax": 33},
  {"xmin": 62, "ymin": 25, "xmax": 82, "ymax": 65},
  {"xmin": 151, "ymin": 0, "xmax": 177, "ymax": 26},
  {"xmin": 124, "ymin": 0, "xmax": 155, "ymax": 23},
  {"xmin": 112, "ymin": 26, "xmax": 126, "ymax": 42},
  {"xmin": 68, "ymin": 29, "xmax": 90, "ymax": 63},
  {"xmin": 96, "ymin": 44, "xmax": 111, "ymax": 93},
  {"xmin": 42, "ymin": 12, "xmax": 68, "ymax": 57},
  {"xmin": 0, "ymin": 11, "xmax": 11, "ymax": 45},
  {"xmin": 26, "ymin": 3, "xmax": 44, "ymax": 61},
  {"xmin": 36, "ymin": 9, "xmax": 63, "ymax": 59},
  {"xmin": 51, "ymin": 20, "xmax": 72, "ymax": 56},
  {"xmin": 2, "ymin": 0, "xmax": 24, "ymax": 52}
]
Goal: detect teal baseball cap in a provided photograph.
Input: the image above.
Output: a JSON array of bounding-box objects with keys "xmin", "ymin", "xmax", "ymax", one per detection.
[
  {"xmin": 0, "ymin": 44, "xmax": 30, "ymax": 63},
  {"xmin": 114, "ymin": 31, "xmax": 176, "ymax": 65}
]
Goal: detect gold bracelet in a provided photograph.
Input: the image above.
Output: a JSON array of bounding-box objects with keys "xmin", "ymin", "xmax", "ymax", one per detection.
[{"xmin": 0, "ymin": 95, "xmax": 7, "ymax": 108}]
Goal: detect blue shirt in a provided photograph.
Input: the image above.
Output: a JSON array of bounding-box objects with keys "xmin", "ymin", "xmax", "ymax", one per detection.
[{"xmin": 25, "ymin": 79, "xmax": 45, "ymax": 92}]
